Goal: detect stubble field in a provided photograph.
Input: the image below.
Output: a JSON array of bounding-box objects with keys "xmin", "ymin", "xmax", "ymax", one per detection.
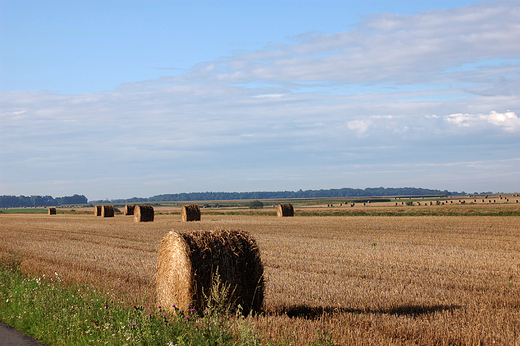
[{"xmin": 1, "ymin": 208, "xmax": 519, "ymax": 345}]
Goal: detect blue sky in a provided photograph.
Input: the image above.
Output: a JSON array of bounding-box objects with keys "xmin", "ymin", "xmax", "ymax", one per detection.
[{"xmin": 1, "ymin": 0, "xmax": 519, "ymax": 200}]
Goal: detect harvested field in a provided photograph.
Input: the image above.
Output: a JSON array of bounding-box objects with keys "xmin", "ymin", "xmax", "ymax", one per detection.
[{"xmin": 1, "ymin": 212, "xmax": 519, "ymax": 344}]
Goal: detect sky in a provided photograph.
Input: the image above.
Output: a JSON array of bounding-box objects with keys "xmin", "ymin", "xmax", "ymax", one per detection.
[{"xmin": 1, "ymin": 0, "xmax": 519, "ymax": 201}]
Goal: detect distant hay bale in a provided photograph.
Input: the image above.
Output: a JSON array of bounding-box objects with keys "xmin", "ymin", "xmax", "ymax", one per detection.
[
  {"xmin": 124, "ymin": 205, "xmax": 135, "ymax": 215},
  {"xmin": 94, "ymin": 205, "xmax": 102, "ymax": 216},
  {"xmin": 101, "ymin": 205, "xmax": 115, "ymax": 218},
  {"xmin": 156, "ymin": 229, "xmax": 264, "ymax": 315},
  {"xmin": 181, "ymin": 204, "xmax": 201, "ymax": 222},
  {"xmin": 277, "ymin": 203, "xmax": 294, "ymax": 217},
  {"xmin": 134, "ymin": 205, "xmax": 154, "ymax": 222},
  {"xmin": 48, "ymin": 207, "xmax": 56, "ymax": 215}
]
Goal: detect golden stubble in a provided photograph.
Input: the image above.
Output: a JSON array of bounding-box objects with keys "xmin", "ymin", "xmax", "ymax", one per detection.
[{"xmin": 1, "ymin": 213, "xmax": 519, "ymax": 344}]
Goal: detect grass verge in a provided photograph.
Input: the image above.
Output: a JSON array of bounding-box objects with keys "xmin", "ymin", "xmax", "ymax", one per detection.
[
  {"xmin": 0, "ymin": 209, "xmax": 92, "ymax": 215},
  {"xmin": 0, "ymin": 208, "xmax": 48, "ymax": 214},
  {"xmin": 0, "ymin": 254, "xmax": 263, "ymax": 346}
]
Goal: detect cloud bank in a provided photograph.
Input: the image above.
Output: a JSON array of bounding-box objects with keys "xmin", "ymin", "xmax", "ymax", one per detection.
[{"xmin": 1, "ymin": 0, "xmax": 519, "ymax": 199}]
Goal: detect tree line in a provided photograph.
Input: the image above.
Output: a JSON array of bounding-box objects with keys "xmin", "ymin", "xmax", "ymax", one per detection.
[
  {"xmin": 99, "ymin": 187, "xmax": 455, "ymax": 204},
  {"xmin": 0, "ymin": 194, "xmax": 88, "ymax": 208}
]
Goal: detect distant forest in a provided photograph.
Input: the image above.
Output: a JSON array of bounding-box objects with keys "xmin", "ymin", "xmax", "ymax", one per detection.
[
  {"xmin": 96, "ymin": 187, "xmax": 458, "ymax": 204},
  {"xmin": 0, "ymin": 194, "xmax": 88, "ymax": 208}
]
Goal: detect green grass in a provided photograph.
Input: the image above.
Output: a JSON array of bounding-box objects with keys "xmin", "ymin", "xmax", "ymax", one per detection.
[
  {"xmin": 295, "ymin": 209, "xmax": 520, "ymax": 217},
  {"xmin": 0, "ymin": 208, "xmax": 48, "ymax": 214},
  {"xmin": 0, "ymin": 208, "xmax": 93, "ymax": 215},
  {"xmin": 187, "ymin": 208, "xmax": 520, "ymax": 217},
  {"xmin": 0, "ymin": 255, "xmax": 263, "ymax": 346}
]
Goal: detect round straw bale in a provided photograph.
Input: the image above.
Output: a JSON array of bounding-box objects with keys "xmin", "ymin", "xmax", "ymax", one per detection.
[
  {"xmin": 101, "ymin": 205, "xmax": 115, "ymax": 218},
  {"xmin": 277, "ymin": 203, "xmax": 294, "ymax": 217},
  {"xmin": 124, "ymin": 205, "xmax": 135, "ymax": 215},
  {"xmin": 181, "ymin": 204, "xmax": 201, "ymax": 222},
  {"xmin": 134, "ymin": 205, "xmax": 154, "ymax": 222},
  {"xmin": 94, "ymin": 205, "xmax": 102, "ymax": 216},
  {"xmin": 48, "ymin": 207, "xmax": 56, "ymax": 215},
  {"xmin": 156, "ymin": 229, "xmax": 264, "ymax": 315}
]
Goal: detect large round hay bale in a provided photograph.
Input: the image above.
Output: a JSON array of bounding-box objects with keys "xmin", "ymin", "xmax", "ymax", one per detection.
[
  {"xmin": 124, "ymin": 205, "xmax": 135, "ymax": 215},
  {"xmin": 135, "ymin": 205, "xmax": 154, "ymax": 222},
  {"xmin": 156, "ymin": 229, "xmax": 264, "ymax": 315},
  {"xmin": 181, "ymin": 204, "xmax": 201, "ymax": 222},
  {"xmin": 277, "ymin": 203, "xmax": 294, "ymax": 217},
  {"xmin": 48, "ymin": 207, "xmax": 56, "ymax": 215},
  {"xmin": 101, "ymin": 205, "xmax": 114, "ymax": 218},
  {"xmin": 94, "ymin": 205, "xmax": 102, "ymax": 216}
]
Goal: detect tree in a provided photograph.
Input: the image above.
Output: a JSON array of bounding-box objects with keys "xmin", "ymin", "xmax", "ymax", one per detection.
[{"xmin": 248, "ymin": 200, "xmax": 264, "ymax": 209}]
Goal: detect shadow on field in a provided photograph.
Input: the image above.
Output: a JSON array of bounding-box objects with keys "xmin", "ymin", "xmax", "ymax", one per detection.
[{"xmin": 271, "ymin": 304, "xmax": 461, "ymax": 320}]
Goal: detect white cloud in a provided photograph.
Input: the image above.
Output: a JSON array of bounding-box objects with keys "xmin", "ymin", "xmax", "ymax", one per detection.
[
  {"xmin": 445, "ymin": 111, "xmax": 520, "ymax": 132},
  {"xmin": 445, "ymin": 113, "xmax": 474, "ymax": 127},
  {"xmin": 197, "ymin": 1, "xmax": 520, "ymax": 87},
  {"xmin": 484, "ymin": 110, "xmax": 520, "ymax": 131},
  {"xmin": 253, "ymin": 94, "xmax": 284, "ymax": 98},
  {"xmin": 347, "ymin": 119, "xmax": 372, "ymax": 137}
]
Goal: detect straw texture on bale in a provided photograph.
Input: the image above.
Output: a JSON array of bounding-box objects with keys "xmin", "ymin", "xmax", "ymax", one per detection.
[
  {"xmin": 156, "ymin": 229, "xmax": 264, "ymax": 315},
  {"xmin": 94, "ymin": 205, "xmax": 102, "ymax": 216},
  {"xmin": 101, "ymin": 205, "xmax": 115, "ymax": 218},
  {"xmin": 134, "ymin": 205, "xmax": 154, "ymax": 222},
  {"xmin": 48, "ymin": 207, "xmax": 56, "ymax": 215},
  {"xmin": 277, "ymin": 203, "xmax": 294, "ymax": 217},
  {"xmin": 124, "ymin": 205, "xmax": 135, "ymax": 215},
  {"xmin": 181, "ymin": 204, "xmax": 201, "ymax": 222}
]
